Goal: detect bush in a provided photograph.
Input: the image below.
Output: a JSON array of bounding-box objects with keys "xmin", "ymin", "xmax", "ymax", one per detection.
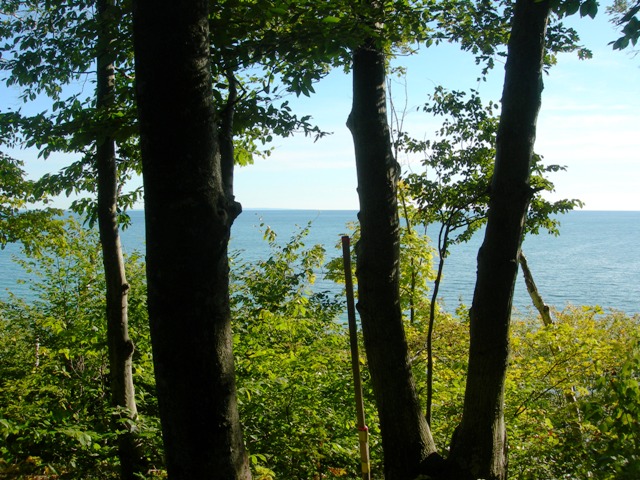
[
  {"xmin": 231, "ymin": 223, "xmax": 381, "ymax": 479},
  {"xmin": 0, "ymin": 218, "xmax": 161, "ymax": 478},
  {"xmin": 2, "ymin": 218, "xmax": 638, "ymax": 479},
  {"xmin": 506, "ymin": 306, "xmax": 640, "ymax": 479}
]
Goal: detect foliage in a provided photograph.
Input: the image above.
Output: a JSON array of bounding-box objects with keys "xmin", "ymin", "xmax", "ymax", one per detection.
[
  {"xmin": 608, "ymin": 0, "xmax": 640, "ymax": 49},
  {"xmin": 402, "ymin": 87, "xmax": 495, "ymax": 253},
  {"xmin": 506, "ymin": 306, "xmax": 640, "ymax": 480},
  {"xmin": 0, "ymin": 218, "xmax": 161, "ymax": 478},
  {"xmin": 405, "ymin": 309, "xmax": 469, "ymax": 447},
  {"xmin": 1, "ymin": 217, "xmax": 639, "ymax": 478},
  {"xmin": 0, "ymin": 0, "xmax": 596, "ymax": 206},
  {"xmin": 0, "ymin": 150, "xmax": 63, "ymax": 254},
  {"xmin": 403, "ymin": 86, "xmax": 583, "ymax": 251},
  {"xmin": 427, "ymin": 0, "xmax": 593, "ymax": 79},
  {"xmin": 1, "ymin": 1, "xmax": 630, "ymax": 478},
  {"xmin": 580, "ymin": 337, "xmax": 640, "ymax": 479},
  {"xmin": 0, "ymin": 0, "xmax": 142, "ymax": 221},
  {"xmin": 0, "ymin": 0, "xmax": 336, "ymax": 222},
  {"xmin": 230, "ymin": 223, "xmax": 382, "ymax": 479},
  {"xmin": 405, "ymin": 304, "xmax": 640, "ymax": 479},
  {"xmin": 550, "ymin": 0, "xmax": 599, "ymax": 19}
]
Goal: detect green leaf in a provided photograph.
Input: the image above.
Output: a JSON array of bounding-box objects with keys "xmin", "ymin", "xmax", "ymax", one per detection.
[
  {"xmin": 580, "ymin": 0, "xmax": 598, "ymax": 19},
  {"xmin": 565, "ymin": 0, "xmax": 581, "ymax": 16}
]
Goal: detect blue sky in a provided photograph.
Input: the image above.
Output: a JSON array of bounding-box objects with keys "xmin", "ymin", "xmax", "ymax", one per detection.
[
  {"xmin": 3, "ymin": 5, "xmax": 639, "ymax": 211},
  {"xmin": 234, "ymin": 10, "xmax": 639, "ymax": 211}
]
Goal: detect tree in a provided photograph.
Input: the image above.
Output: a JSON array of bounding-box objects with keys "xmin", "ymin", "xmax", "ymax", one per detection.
[
  {"xmin": 2, "ymin": 2, "xmax": 358, "ymax": 476},
  {"xmin": 352, "ymin": 0, "xmax": 597, "ymax": 478},
  {"xmin": 401, "ymin": 86, "xmax": 581, "ymax": 424},
  {"xmin": 400, "ymin": 88, "xmax": 495, "ymax": 426},
  {"xmin": 448, "ymin": 1, "xmax": 553, "ymax": 478},
  {"xmin": 95, "ymin": 1, "xmax": 144, "ymax": 478},
  {"xmin": 1, "ymin": 3, "xmax": 146, "ymax": 475},
  {"xmin": 347, "ymin": 3, "xmax": 511, "ymax": 478},
  {"xmin": 346, "ymin": 0, "xmax": 596, "ymax": 474},
  {"xmin": 347, "ymin": 6, "xmax": 439, "ymax": 479},
  {"xmin": 131, "ymin": 0, "xmax": 250, "ymax": 477}
]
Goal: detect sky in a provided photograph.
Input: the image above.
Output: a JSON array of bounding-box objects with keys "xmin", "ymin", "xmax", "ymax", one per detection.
[{"xmin": 2, "ymin": 5, "xmax": 639, "ymax": 211}]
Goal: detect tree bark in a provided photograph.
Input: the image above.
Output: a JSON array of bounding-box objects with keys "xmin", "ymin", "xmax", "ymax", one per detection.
[
  {"xmin": 95, "ymin": 1, "xmax": 144, "ymax": 478},
  {"xmin": 448, "ymin": 2, "xmax": 551, "ymax": 479},
  {"xmin": 218, "ymin": 69, "xmax": 242, "ymax": 221},
  {"xmin": 347, "ymin": 38, "xmax": 438, "ymax": 480},
  {"xmin": 519, "ymin": 252, "xmax": 583, "ymax": 439},
  {"xmin": 132, "ymin": 1, "xmax": 250, "ymax": 478},
  {"xmin": 519, "ymin": 251, "xmax": 553, "ymax": 326}
]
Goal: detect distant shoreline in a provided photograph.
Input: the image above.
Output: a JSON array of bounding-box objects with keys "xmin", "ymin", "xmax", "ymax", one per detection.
[{"xmin": 117, "ymin": 208, "xmax": 640, "ymax": 213}]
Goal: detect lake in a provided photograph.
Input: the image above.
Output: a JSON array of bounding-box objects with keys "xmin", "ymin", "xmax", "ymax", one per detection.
[{"xmin": 1, "ymin": 209, "xmax": 638, "ymax": 316}]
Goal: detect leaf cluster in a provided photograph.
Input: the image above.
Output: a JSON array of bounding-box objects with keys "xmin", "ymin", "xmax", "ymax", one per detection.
[
  {"xmin": 1, "ymin": 0, "xmax": 140, "ymax": 219},
  {"xmin": 608, "ymin": 0, "xmax": 640, "ymax": 50},
  {"xmin": 547, "ymin": 0, "xmax": 599, "ymax": 18},
  {"xmin": 403, "ymin": 87, "xmax": 497, "ymax": 254},
  {"xmin": 402, "ymin": 86, "xmax": 583, "ymax": 258},
  {"xmin": 0, "ymin": 150, "xmax": 63, "ymax": 254},
  {"xmin": 0, "ymin": 218, "xmax": 162, "ymax": 478}
]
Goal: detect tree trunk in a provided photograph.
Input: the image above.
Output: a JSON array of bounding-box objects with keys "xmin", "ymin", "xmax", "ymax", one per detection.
[
  {"xmin": 519, "ymin": 252, "xmax": 583, "ymax": 439},
  {"xmin": 519, "ymin": 251, "xmax": 553, "ymax": 326},
  {"xmin": 132, "ymin": 1, "xmax": 250, "ymax": 478},
  {"xmin": 426, "ymin": 222, "xmax": 451, "ymax": 427},
  {"xmin": 448, "ymin": 2, "xmax": 551, "ymax": 479},
  {"xmin": 95, "ymin": 1, "xmax": 144, "ymax": 478},
  {"xmin": 347, "ymin": 38, "xmax": 438, "ymax": 480}
]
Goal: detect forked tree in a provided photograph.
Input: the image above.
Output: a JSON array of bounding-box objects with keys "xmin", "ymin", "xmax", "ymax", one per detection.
[
  {"xmin": 349, "ymin": 0, "xmax": 559, "ymax": 479},
  {"xmin": 347, "ymin": 6, "xmax": 439, "ymax": 479}
]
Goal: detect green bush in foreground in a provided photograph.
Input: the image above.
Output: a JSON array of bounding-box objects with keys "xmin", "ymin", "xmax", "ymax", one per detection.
[
  {"xmin": 506, "ymin": 307, "xmax": 640, "ymax": 480},
  {"xmin": 231, "ymin": 224, "xmax": 381, "ymax": 479},
  {"xmin": 0, "ymin": 219, "xmax": 162, "ymax": 478},
  {"xmin": 1, "ymin": 219, "xmax": 638, "ymax": 479}
]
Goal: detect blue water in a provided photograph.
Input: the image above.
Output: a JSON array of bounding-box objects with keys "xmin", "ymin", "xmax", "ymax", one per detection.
[{"xmin": 1, "ymin": 210, "xmax": 639, "ymax": 316}]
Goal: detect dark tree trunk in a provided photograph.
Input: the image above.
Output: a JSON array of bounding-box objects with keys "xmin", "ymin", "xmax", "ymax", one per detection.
[
  {"xmin": 347, "ymin": 39, "xmax": 437, "ymax": 480},
  {"xmin": 448, "ymin": 2, "xmax": 551, "ymax": 479},
  {"xmin": 132, "ymin": 1, "xmax": 250, "ymax": 478},
  {"xmin": 95, "ymin": 1, "xmax": 144, "ymax": 478}
]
